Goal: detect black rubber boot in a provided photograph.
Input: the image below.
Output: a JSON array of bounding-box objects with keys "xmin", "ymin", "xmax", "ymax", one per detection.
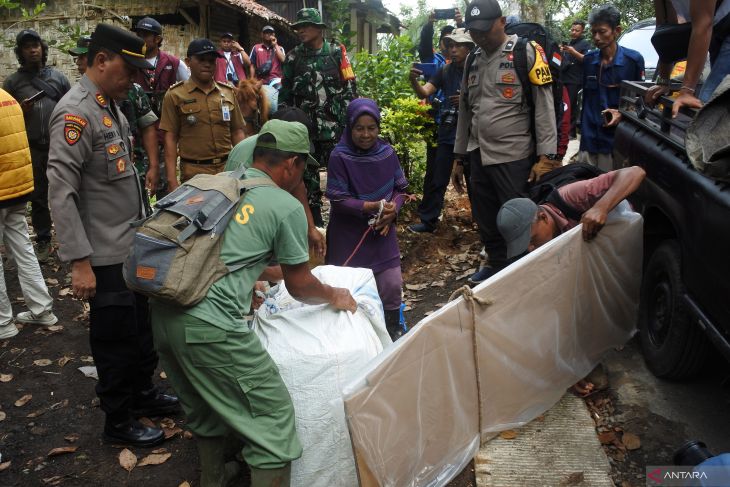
[{"xmin": 384, "ymin": 309, "xmax": 404, "ymax": 341}]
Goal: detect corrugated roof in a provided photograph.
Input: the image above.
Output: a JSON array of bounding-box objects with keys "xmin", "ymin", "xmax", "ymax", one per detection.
[{"xmin": 215, "ymin": 0, "xmax": 291, "ymax": 25}]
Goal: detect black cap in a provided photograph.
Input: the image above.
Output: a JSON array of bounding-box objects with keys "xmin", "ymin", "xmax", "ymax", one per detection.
[
  {"xmin": 187, "ymin": 38, "xmax": 223, "ymax": 58},
  {"xmin": 90, "ymin": 23, "xmax": 153, "ymax": 70},
  {"xmin": 133, "ymin": 17, "xmax": 163, "ymax": 35},
  {"xmin": 16, "ymin": 29, "xmax": 41, "ymax": 45},
  {"xmin": 262, "ymin": 25, "xmax": 275, "ymax": 33},
  {"xmin": 465, "ymin": 0, "xmax": 503, "ymax": 32},
  {"xmin": 220, "ymin": 32, "xmax": 235, "ymax": 39}
]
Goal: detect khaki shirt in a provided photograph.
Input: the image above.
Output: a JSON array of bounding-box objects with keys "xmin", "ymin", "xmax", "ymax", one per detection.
[
  {"xmin": 159, "ymin": 78, "xmax": 245, "ymax": 160},
  {"xmin": 47, "ymin": 75, "xmax": 144, "ymax": 266},
  {"xmin": 454, "ymin": 34, "xmax": 557, "ymax": 165}
]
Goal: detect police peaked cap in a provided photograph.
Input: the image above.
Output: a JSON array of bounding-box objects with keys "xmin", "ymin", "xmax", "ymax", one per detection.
[{"xmin": 90, "ymin": 23, "xmax": 154, "ymax": 70}]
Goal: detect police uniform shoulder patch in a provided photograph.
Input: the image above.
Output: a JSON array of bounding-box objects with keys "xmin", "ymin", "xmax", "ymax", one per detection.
[
  {"xmin": 503, "ymin": 40, "xmax": 515, "ymax": 52},
  {"xmin": 168, "ymin": 80, "xmax": 184, "ymax": 90},
  {"xmin": 94, "ymin": 92, "xmax": 107, "ymax": 108},
  {"xmin": 63, "ymin": 114, "xmax": 88, "ymax": 146},
  {"xmin": 528, "ymin": 40, "xmax": 553, "ymax": 86}
]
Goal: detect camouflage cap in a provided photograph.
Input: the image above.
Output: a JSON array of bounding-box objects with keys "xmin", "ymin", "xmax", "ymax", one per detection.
[
  {"xmin": 69, "ymin": 35, "xmax": 92, "ymax": 56},
  {"xmin": 292, "ymin": 8, "xmax": 327, "ymax": 28}
]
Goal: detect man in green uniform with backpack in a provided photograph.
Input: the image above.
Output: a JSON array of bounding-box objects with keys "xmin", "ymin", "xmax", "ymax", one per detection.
[{"xmin": 149, "ymin": 120, "xmax": 356, "ymax": 487}]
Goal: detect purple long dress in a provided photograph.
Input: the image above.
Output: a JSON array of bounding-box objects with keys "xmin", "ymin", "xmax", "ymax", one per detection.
[{"xmin": 325, "ymin": 98, "xmax": 408, "ymax": 274}]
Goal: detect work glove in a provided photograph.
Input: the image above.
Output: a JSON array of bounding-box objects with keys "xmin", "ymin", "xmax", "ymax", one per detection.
[{"xmin": 528, "ymin": 156, "xmax": 562, "ymax": 183}]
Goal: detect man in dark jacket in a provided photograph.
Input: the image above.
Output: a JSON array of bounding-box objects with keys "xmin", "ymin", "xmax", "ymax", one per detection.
[
  {"xmin": 560, "ymin": 19, "xmax": 592, "ymax": 138},
  {"xmin": 3, "ymin": 29, "xmax": 70, "ymax": 263}
]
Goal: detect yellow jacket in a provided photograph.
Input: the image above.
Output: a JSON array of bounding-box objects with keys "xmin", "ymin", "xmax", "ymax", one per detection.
[{"xmin": 0, "ymin": 88, "xmax": 33, "ymax": 205}]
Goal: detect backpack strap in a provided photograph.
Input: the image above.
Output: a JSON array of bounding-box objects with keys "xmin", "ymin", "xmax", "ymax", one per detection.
[
  {"xmin": 513, "ymin": 37, "xmax": 534, "ymax": 110},
  {"xmin": 544, "ymin": 188, "xmax": 584, "ymax": 222}
]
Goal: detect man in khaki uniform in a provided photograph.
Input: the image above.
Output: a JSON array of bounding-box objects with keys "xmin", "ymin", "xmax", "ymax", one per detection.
[
  {"xmin": 453, "ymin": 0, "xmax": 559, "ymax": 284},
  {"xmin": 160, "ymin": 38, "xmax": 245, "ymax": 191}
]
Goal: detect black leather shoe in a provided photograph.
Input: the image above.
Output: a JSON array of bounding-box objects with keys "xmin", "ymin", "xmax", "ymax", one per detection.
[
  {"xmin": 104, "ymin": 418, "xmax": 165, "ymax": 447},
  {"xmin": 131, "ymin": 388, "xmax": 181, "ymax": 417}
]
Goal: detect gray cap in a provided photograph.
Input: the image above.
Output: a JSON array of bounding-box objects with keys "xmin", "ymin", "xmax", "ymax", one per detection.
[
  {"xmin": 262, "ymin": 25, "xmax": 275, "ymax": 33},
  {"xmin": 497, "ymin": 198, "xmax": 539, "ymax": 259}
]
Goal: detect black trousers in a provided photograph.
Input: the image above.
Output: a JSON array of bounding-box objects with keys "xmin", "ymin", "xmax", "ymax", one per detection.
[
  {"xmin": 29, "ymin": 145, "xmax": 52, "ymax": 243},
  {"xmin": 469, "ymin": 151, "xmax": 532, "ymax": 270},
  {"xmin": 89, "ymin": 264, "xmax": 157, "ymax": 423},
  {"xmin": 417, "ymin": 143, "xmax": 455, "ymax": 228},
  {"xmin": 565, "ymin": 82, "xmax": 581, "ymax": 137}
]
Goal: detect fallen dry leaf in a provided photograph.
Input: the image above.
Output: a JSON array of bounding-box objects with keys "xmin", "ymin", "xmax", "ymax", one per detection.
[
  {"xmin": 57, "ymin": 356, "xmax": 72, "ymax": 367},
  {"xmin": 0, "ymin": 460, "xmax": 11, "ymax": 472},
  {"xmin": 45, "ymin": 278, "xmax": 59, "ymax": 286},
  {"xmin": 58, "ymin": 287, "xmax": 72, "ymax": 296},
  {"xmin": 119, "ymin": 448, "xmax": 137, "ymax": 472},
  {"xmin": 41, "ymin": 476, "xmax": 64, "ymax": 486},
  {"xmin": 179, "ymin": 482, "xmax": 191, "ymax": 487},
  {"xmin": 27, "ymin": 408, "xmax": 47, "ymax": 418},
  {"xmin": 139, "ymin": 417, "xmax": 156, "ymax": 428},
  {"xmin": 137, "ymin": 452, "xmax": 171, "ymax": 467},
  {"xmin": 405, "ymin": 283, "xmax": 428, "ymax": 291},
  {"xmin": 80, "ymin": 356, "xmax": 94, "ymax": 363},
  {"xmin": 183, "ymin": 431, "xmax": 193, "ymax": 440},
  {"xmin": 499, "ymin": 429, "xmax": 518, "ymax": 440},
  {"xmin": 0, "ymin": 373, "xmax": 13, "ymax": 382},
  {"xmin": 163, "ymin": 426, "xmax": 183, "ymax": 439},
  {"xmin": 64, "ymin": 433, "xmax": 80, "ymax": 443},
  {"xmin": 48, "ymin": 446, "xmax": 78, "ymax": 457},
  {"xmin": 598, "ymin": 431, "xmax": 616, "ymax": 444},
  {"xmin": 34, "ymin": 359, "xmax": 53, "ymax": 367},
  {"xmin": 0, "ymin": 410, "xmax": 6, "ymax": 421},
  {"xmin": 431, "ymin": 280, "xmax": 445, "ymax": 288},
  {"xmin": 159, "ymin": 418, "xmax": 175, "ymax": 429},
  {"xmin": 560, "ymin": 472, "xmax": 585, "ymax": 486},
  {"xmin": 14, "ymin": 394, "xmax": 32, "ymax": 407},
  {"xmin": 45, "ymin": 325, "xmax": 63, "ymax": 333},
  {"xmin": 622, "ymin": 432, "xmax": 641, "ymax": 450},
  {"xmin": 151, "ymin": 448, "xmax": 168, "ymax": 454},
  {"xmin": 159, "ymin": 371, "xmax": 167, "ymax": 379},
  {"xmin": 49, "ymin": 399, "xmax": 69, "ymax": 411}
]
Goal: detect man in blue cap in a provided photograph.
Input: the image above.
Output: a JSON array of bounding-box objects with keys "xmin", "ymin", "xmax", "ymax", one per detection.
[{"xmin": 48, "ymin": 23, "xmax": 179, "ymax": 447}]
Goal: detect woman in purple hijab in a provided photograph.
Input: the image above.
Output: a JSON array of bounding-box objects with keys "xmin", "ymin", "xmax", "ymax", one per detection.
[{"xmin": 325, "ymin": 98, "xmax": 409, "ymax": 340}]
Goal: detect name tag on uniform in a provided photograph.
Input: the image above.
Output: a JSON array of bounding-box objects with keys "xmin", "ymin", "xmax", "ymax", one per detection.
[{"xmin": 222, "ymin": 105, "xmax": 231, "ymax": 122}]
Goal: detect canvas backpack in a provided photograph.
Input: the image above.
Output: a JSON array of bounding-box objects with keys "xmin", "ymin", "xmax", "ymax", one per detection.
[
  {"xmin": 123, "ymin": 169, "xmax": 275, "ymax": 307},
  {"xmin": 529, "ymin": 162, "xmax": 605, "ymax": 221}
]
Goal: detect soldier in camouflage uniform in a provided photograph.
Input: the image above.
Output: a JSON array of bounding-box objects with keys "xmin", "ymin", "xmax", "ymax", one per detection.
[
  {"xmin": 69, "ymin": 37, "xmax": 159, "ymax": 214},
  {"xmin": 280, "ymin": 7, "xmax": 357, "ymax": 226},
  {"xmin": 119, "ymin": 83, "xmax": 159, "ymax": 214}
]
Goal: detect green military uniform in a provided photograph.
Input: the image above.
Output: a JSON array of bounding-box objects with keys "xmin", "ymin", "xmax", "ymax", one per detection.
[
  {"xmin": 280, "ymin": 8, "xmax": 357, "ymax": 221},
  {"xmin": 151, "ymin": 120, "xmax": 318, "ymax": 482},
  {"xmin": 159, "ymin": 54, "xmax": 245, "ymax": 182},
  {"xmin": 119, "ymin": 83, "xmax": 158, "ymax": 213}
]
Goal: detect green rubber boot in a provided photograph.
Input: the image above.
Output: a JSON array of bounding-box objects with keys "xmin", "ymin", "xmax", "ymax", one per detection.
[
  {"xmin": 196, "ymin": 436, "xmax": 240, "ymax": 487},
  {"xmin": 249, "ymin": 464, "xmax": 292, "ymax": 487}
]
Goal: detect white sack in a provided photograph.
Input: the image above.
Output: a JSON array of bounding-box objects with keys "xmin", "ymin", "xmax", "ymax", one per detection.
[
  {"xmin": 252, "ymin": 265, "xmax": 390, "ymax": 487},
  {"xmin": 343, "ymin": 204, "xmax": 643, "ymax": 487}
]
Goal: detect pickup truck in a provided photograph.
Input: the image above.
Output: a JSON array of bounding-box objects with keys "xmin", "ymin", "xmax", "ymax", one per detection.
[{"xmin": 614, "ymin": 80, "xmax": 730, "ymax": 379}]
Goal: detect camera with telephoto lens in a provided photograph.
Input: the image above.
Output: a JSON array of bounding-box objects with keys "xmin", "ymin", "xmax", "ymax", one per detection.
[
  {"xmin": 441, "ymin": 107, "xmax": 458, "ymax": 126},
  {"xmin": 256, "ymin": 60, "xmax": 273, "ymax": 78}
]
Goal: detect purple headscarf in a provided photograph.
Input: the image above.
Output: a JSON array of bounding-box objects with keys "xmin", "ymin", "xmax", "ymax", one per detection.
[{"xmin": 336, "ymin": 98, "xmax": 389, "ymax": 157}]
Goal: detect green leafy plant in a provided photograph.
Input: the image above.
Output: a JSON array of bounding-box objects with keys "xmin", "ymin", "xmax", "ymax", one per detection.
[
  {"xmin": 380, "ymin": 97, "xmax": 435, "ymax": 194},
  {"xmin": 353, "ymin": 34, "xmax": 418, "ymax": 110}
]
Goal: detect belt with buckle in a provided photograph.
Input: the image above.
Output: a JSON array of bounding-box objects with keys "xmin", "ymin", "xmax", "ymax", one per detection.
[{"xmin": 181, "ymin": 156, "xmax": 228, "ymax": 165}]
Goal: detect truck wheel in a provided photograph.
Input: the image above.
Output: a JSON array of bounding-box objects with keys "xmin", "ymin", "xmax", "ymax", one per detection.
[{"xmin": 639, "ymin": 241, "xmax": 709, "ymax": 379}]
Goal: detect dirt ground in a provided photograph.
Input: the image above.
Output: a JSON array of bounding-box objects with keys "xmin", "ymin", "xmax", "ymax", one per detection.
[
  {"xmin": 6, "ymin": 184, "xmax": 702, "ymax": 487},
  {"xmin": 0, "ymin": 191, "xmax": 480, "ymax": 487}
]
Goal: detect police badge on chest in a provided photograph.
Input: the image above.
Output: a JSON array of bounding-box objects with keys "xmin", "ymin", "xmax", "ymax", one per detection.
[{"xmin": 186, "ymin": 114, "xmax": 197, "ymax": 125}]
